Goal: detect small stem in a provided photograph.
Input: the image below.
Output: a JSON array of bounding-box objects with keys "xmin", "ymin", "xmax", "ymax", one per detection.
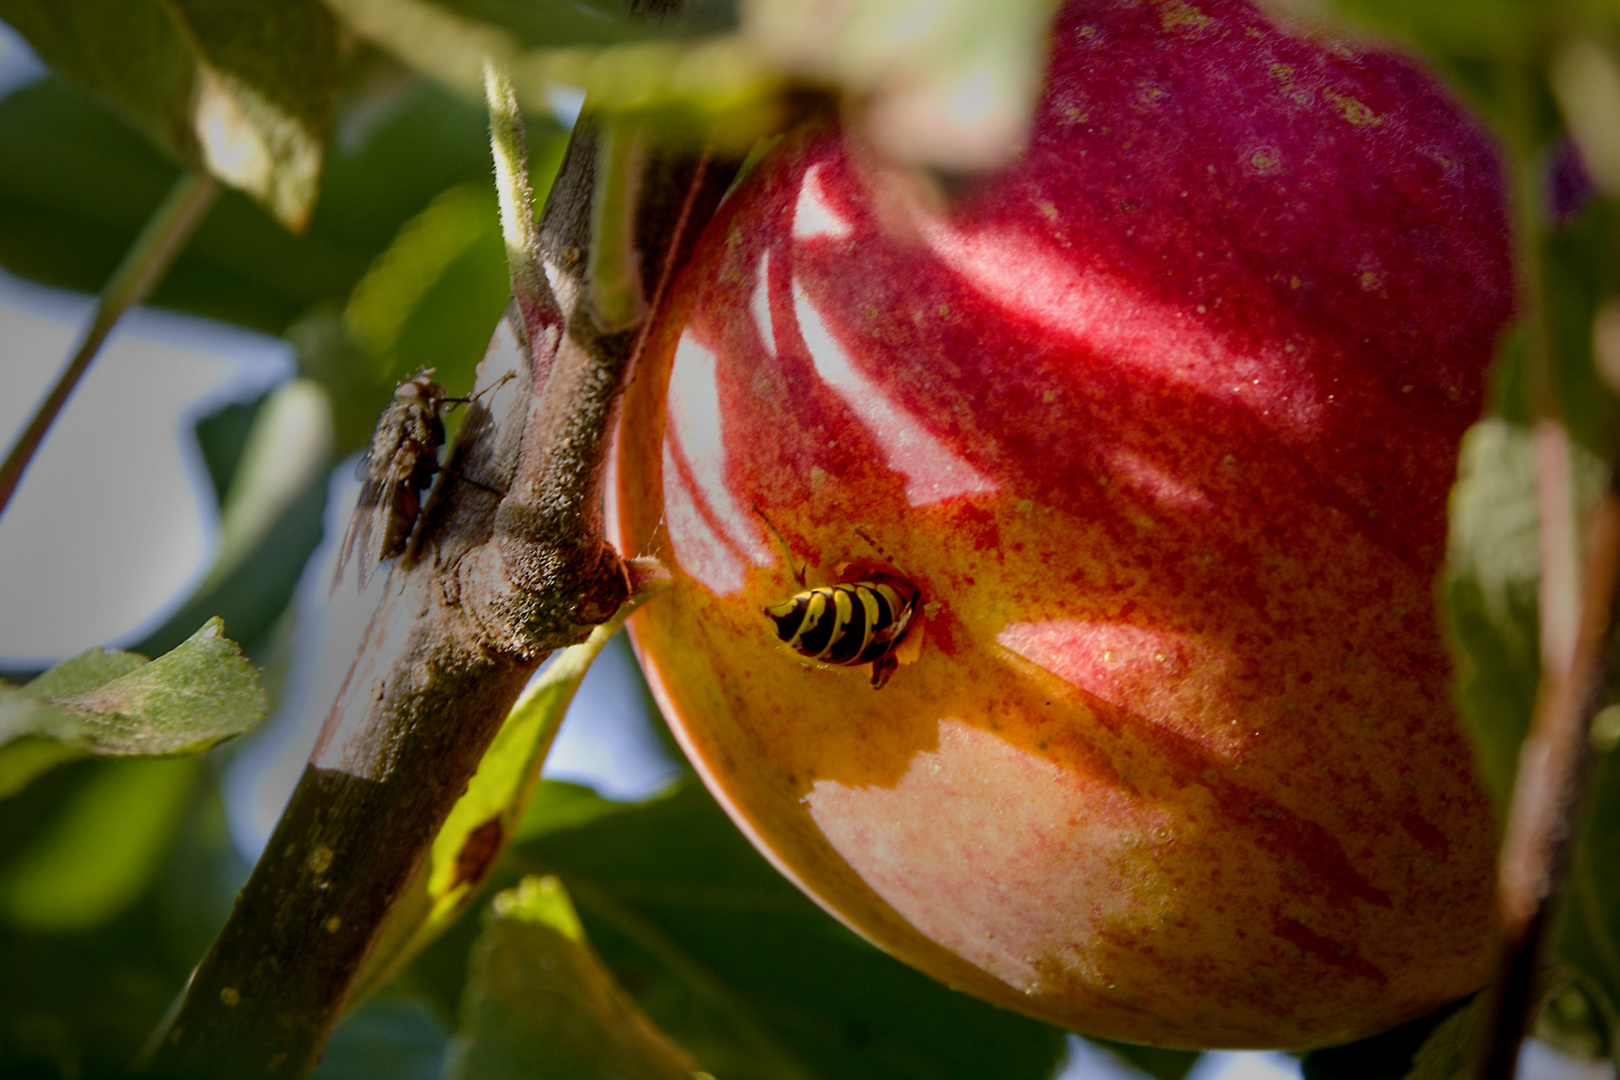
[
  {"xmin": 589, "ymin": 118, "xmax": 646, "ymax": 330},
  {"xmin": 0, "ymin": 171, "xmax": 217, "ymax": 520},
  {"xmin": 484, "ymin": 58, "xmax": 564, "ymax": 370}
]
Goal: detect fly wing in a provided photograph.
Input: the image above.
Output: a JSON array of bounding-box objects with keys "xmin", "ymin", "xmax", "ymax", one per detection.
[{"xmin": 330, "ymin": 451, "xmax": 387, "ymax": 594}]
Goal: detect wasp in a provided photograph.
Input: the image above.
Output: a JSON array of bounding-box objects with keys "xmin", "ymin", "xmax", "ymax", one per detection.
[
  {"xmin": 332, "ymin": 370, "xmax": 485, "ymax": 591},
  {"xmin": 758, "ymin": 511, "xmax": 924, "ymax": 689}
]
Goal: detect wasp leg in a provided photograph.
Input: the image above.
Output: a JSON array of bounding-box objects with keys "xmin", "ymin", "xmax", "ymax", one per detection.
[
  {"xmin": 869, "ymin": 654, "xmax": 899, "ymax": 689},
  {"xmin": 752, "ymin": 504, "xmax": 808, "ymax": 587}
]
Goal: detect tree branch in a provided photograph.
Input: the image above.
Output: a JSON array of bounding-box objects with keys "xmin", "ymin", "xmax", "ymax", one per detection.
[
  {"xmin": 0, "ymin": 171, "xmax": 217, "ymax": 520},
  {"xmin": 140, "ymin": 89, "xmax": 741, "ymax": 1080}
]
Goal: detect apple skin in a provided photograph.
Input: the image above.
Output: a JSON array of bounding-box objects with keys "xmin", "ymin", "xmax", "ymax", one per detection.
[{"xmin": 610, "ymin": 0, "xmax": 1513, "ymax": 1050}]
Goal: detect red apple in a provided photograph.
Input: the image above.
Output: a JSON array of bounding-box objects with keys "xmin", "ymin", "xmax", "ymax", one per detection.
[{"xmin": 610, "ymin": 0, "xmax": 1512, "ymax": 1049}]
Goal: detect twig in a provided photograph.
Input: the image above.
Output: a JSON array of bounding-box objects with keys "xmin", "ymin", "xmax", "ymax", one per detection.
[
  {"xmin": 1475, "ymin": 108, "xmax": 1620, "ymax": 1077},
  {"xmin": 0, "ymin": 171, "xmax": 217, "ymax": 520},
  {"xmin": 139, "ymin": 67, "xmax": 742, "ymax": 1080},
  {"xmin": 1478, "ymin": 471, "xmax": 1620, "ymax": 1080},
  {"xmin": 484, "ymin": 59, "xmax": 563, "ymax": 372}
]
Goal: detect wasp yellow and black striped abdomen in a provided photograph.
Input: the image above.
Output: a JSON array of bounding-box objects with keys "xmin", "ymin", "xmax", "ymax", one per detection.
[{"xmin": 764, "ymin": 579, "xmax": 920, "ymax": 688}]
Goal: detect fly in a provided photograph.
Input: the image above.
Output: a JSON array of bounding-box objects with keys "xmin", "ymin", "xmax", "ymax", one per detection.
[{"xmin": 332, "ymin": 370, "xmax": 496, "ymax": 591}]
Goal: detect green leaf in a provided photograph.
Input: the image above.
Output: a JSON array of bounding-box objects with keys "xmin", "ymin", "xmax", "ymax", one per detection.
[
  {"xmin": 350, "ymin": 599, "xmax": 655, "ymax": 1006},
  {"xmin": 446, "ymin": 874, "xmax": 704, "ymax": 1080},
  {"xmin": 0, "ymin": 763, "xmax": 246, "ymax": 1072},
  {"xmin": 1321, "ymin": 0, "xmax": 1546, "ymax": 65},
  {"xmin": 0, "ymin": 618, "xmax": 266, "ymax": 763},
  {"xmin": 0, "ymin": 738, "xmax": 89, "ymax": 800},
  {"xmin": 1089, "ymin": 1038, "xmax": 1201, "ymax": 1080},
  {"xmin": 1441, "ymin": 419, "xmax": 1546, "ymax": 807},
  {"xmin": 0, "ymin": 756, "xmax": 198, "ymax": 929},
  {"xmin": 325, "ymin": 178, "xmax": 519, "ymax": 430},
  {"xmin": 205, "ymin": 379, "xmax": 333, "ymax": 590},
  {"xmin": 1404, "ymin": 994, "xmax": 1485, "ymax": 1080},
  {"xmin": 494, "ymin": 780, "xmax": 1068, "ymax": 1080},
  {"xmin": 131, "ymin": 382, "xmax": 335, "ymax": 659},
  {"xmin": 1555, "ymin": 745, "xmax": 1620, "ymax": 1026},
  {"xmin": 1442, "ymin": 416, "xmax": 1611, "ymax": 809},
  {"xmin": 323, "ymin": 0, "xmax": 787, "ymax": 154},
  {"xmin": 1300, "ymin": 998, "xmax": 1474, "ymax": 1080},
  {"xmin": 0, "ymin": 0, "xmax": 196, "ymax": 165},
  {"xmin": 1534, "ymin": 977, "xmax": 1614, "ymax": 1063},
  {"xmin": 0, "ymin": 0, "xmax": 343, "ymax": 227},
  {"xmin": 297, "ymin": 139, "xmax": 563, "ymax": 454},
  {"xmin": 741, "ymin": 0, "xmax": 1057, "ymax": 169},
  {"xmin": 315, "ymin": 996, "xmax": 450, "ymax": 1080},
  {"xmin": 515, "ymin": 778, "xmax": 638, "ymax": 842},
  {"xmin": 0, "ymin": 70, "xmax": 523, "ymax": 335},
  {"xmin": 424, "ymin": 0, "xmax": 735, "ymax": 49},
  {"xmin": 162, "ymin": 0, "xmax": 342, "ymax": 226}
]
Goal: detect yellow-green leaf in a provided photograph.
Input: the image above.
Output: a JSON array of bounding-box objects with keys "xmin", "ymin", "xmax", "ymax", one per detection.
[{"xmin": 445, "ymin": 874, "xmax": 704, "ymax": 1080}]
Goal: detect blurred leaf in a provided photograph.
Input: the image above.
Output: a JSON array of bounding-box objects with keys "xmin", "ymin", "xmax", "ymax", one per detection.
[
  {"xmin": 206, "ymin": 379, "xmax": 334, "ymax": 587},
  {"xmin": 0, "ymin": 1, "xmax": 196, "ymax": 167},
  {"xmin": 1089, "ymin": 1038, "xmax": 1201, "ymax": 1080},
  {"xmin": 337, "ymin": 180, "xmax": 515, "ymax": 401},
  {"xmin": 0, "ymin": 761, "xmax": 247, "ymax": 1074},
  {"xmin": 193, "ymin": 391, "xmax": 268, "ymax": 503},
  {"xmin": 0, "ymin": 738, "xmax": 87, "ymax": 799},
  {"xmin": 131, "ymin": 381, "xmax": 336, "ymax": 660},
  {"xmin": 0, "ymin": 618, "xmax": 266, "ymax": 764},
  {"xmin": 1442, "ymin": 419, "xmax": 1546, "ymax": 806},
  {"xmin": 1403, "ymin": 994, "xmax": 1486, "ymax": 1080},
  {"xmin": 739, "ymin": 0, "xmax": 1056, "ymax": 169},
  {"xmin": 0, "ymin": 756, "xmax": 196, "ymax": 929},
  {"xmin": 315, "ymin": 996, "xmax": 450, "ymax": 1080},
  {"xmin": 1551, "ymin": 40, "xmax": 1620, "ymax": 197},
  {"xmin": 1440, "ymin": 418, "xmax": 1606, "ymax": 805},
  {"xmin": 1317, "ymin": 0, "xmax": 1546, "ymax": 65},
  {"xmin": 515, "ymin": 777, "xmax": 638, "ymax": 841},
  {"xmin": 343, "ymin": 183, "xmax": 496, "ymax": 367},
  {"xmin": 299, "ymin": 145, "xmax": 560, "ymax": 454},
  {"xmin": 481, "ymin": 780, "xmax": 1067, "ymax": 1080},
  {"xmin": 446, "ymin": 874, "xmax": 703, "ymax": 1080},
  {"xmin": 328, "ymin": 0, "xmax": 1054, "ymax": 166},
  {"xmin": 1300, "ymin": 998, "xmax": 1473, "ymax": 1080},
  {"xmin": 1541, "ymin": 202, "xmax": 1620, "ymax": 455},
  {"xmin": 1535, "ymin": 977, "xmax": 1614, "ymax": 1062},
  {"xmin": 324, "ymin": 0, "xmax": 789, "ymax": 155},
  {"xmin": 352, "ymin": 600, "xmax": 655, "ymax": 1006},
  {"xmin": 430, "ymin": 0, "xmax": 736, "ymax": 49},
  {"xmin": 1555, "ymin": 743, "xmax": 1620, "ymax": 1027},
  {"xmin": 0, "ymin": 0, "xmax": 343, "ymax": 226},
  {"xmin": 0, "ymin": 69, "xmax": 528, "ymax": 335}
]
